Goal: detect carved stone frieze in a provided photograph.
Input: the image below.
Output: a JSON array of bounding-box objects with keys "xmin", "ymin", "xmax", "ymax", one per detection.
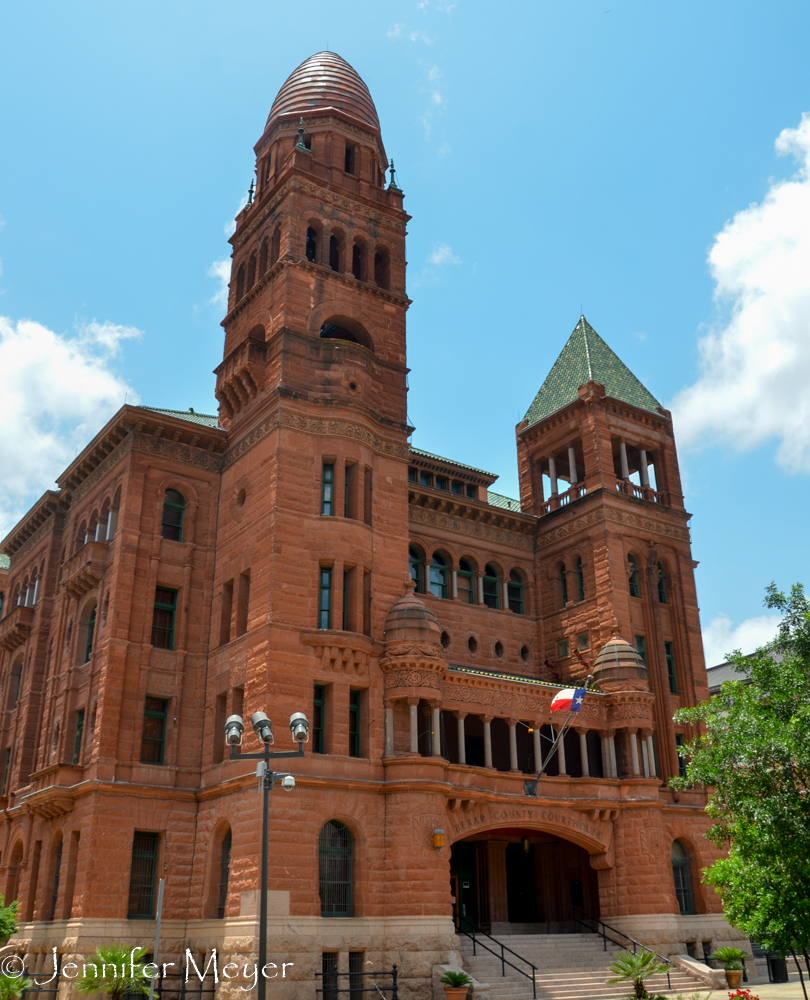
[
  {"xmin": 70, "ymin": 435, "xmax": 134, "ymax": 505},
  {"xmin": 408, "ymin": 505, "xmax": 534, "ymax": 552},
  {"xmin": 134, "ymin": 434, "xmax": 224, "ymax": 473},
  {"xmin": 383, "ymin": 668, "xmax": 443, "ymax": 691},
  {"xmin": 538, "ymin": 504, "xmax": 690, "ymax": 548}
]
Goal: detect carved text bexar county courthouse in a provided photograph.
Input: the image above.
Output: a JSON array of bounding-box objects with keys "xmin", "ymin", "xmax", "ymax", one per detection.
[{"xmin": 0, "ymin": 51, "xmax": 748, "ymax": 1000}]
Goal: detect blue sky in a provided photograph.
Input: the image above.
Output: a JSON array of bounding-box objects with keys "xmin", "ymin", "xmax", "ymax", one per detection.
[{"xmin": 2, "ymin": 0, "xmax": 810, "ymax": 663}]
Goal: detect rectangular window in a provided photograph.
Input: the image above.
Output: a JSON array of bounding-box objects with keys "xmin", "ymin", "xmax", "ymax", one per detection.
[
  {"xmin": 577, "ymin": 632, "xmax": 590, "ymax": 651},
  {"xmin": 1, "ymin": 749, "xmax": 10, "ymax": 795},
  {"xmin": 435, "ymin": 476, "xmax": 448, "ymax": 491},
  {"xmin": 318, "ymin": 568, "xmax": 332, "ymax": 629},
  {"xmin": 451, "ymin": 480, "xmax": 464, "ymax": 495},
  {"xmin": 675, "ymin": 733, "xmax": 687, "ymax": 779},
  {"xmin": 349, "ymin": 952, "xmax": 364, "ymax": 1000},
  {"xmin": 128, "ymin": 831, "xmax": 159, "ymax": 919},
  {"xmin": 322, "ymin": 463, "xmax": 335, "ymax": 516},
  {"xmin": 313, "ymin": 684, "xmax": 326, "ymax": 754},
  {"xmin": 344, "ymin": 463, "xmax": 357, "ymax": 519},
  {"xmin": 151, "ymin": 588, "xmax": 177, "ymax": 650},
  {"xmin": 634, "ymin": 635, "xmax": 646, "ymax": 665},
  {"xmin": 557, "ymin": 639, "xmax": 569, "ymax": 658},
  {"xmin": 665, "ymin": 641, "xmax": 678, "ymax": 693},
  {"xmin": 344, "ymin": 142, "xmax": 356, "ymax": 175},
  {"xmin": 322, "ymin": 953, "xmax": 338, "ymax": 1000},
  {"xmin": 363, "ymin": 468, "xmax": 372, "ymax": 526},
  {"xmin": 349, "ymin": 690, "xmax": 361, "ymax": 758},
  {"xmin": 419, "ymin": 471, "xmax": 432, "ymax": 487},
  {"xmin": 220, "ymin": 580, "xmax": 233, "ymax": 646},
  {"xmin": 342, "ymin": 567, "xmax": 356, "ymax": 632},
  {"xmin": 140, "ymin": 697, "xmax": 168, "ymax": 764},
  {"xmin": 408, "ymin": 467, "xmax": 417, "ymax": 483},
  {"xmin": 466, "ymin": 484, "xmax": 477, "ymax": 499},
  {"xmin": 72, "ymin": 708, "xmax": 85, "ymax": 765},
  {"xmin": 236, "ymin": 571, "xmax": 250, "ymax": 636}
]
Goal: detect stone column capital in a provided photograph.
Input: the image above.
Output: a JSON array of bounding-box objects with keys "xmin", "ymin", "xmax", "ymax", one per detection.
[
  {"xmin": 407, "ymin": 697, "xmax": 420, "ymax": 708},
  {"xmin": 507, "ymin": 718, "xmax": 518, "ymax": 729},
  {"xmin": 481, "ymin": 715, "xmax": 493, "ymax": 725},
  {"xmin": 454, "ymin": 710, "xmax": 468, "ymax": 721}
]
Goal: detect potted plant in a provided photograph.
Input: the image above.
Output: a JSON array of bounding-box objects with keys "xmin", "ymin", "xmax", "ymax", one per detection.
[
  {"xmin": 606, "ymin": 948, "xmax": 669, "ymax": 1000},
  {"xmin": 710, "ymin": 947, "xmax": 747, "ymax": 989},
  {"xmin": 439, "ymin": 970, "xmax": 471, "ymax": 1000}
]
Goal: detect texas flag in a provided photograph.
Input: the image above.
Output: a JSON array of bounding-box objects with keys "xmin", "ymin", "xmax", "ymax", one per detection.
[{"xmin": 550, "ymin": 688, "xmax": 587, "ymax": 713}]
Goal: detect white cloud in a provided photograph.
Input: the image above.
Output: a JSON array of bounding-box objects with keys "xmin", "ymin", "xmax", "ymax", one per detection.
[
  {"xmin": 207, "ymin": 258, "xmax": 231, "ymax": 309},
  {"xmin": 428, "ymin": 243, "xmax": 460, "ymax": 266},
  {"xmin": 0, "ymin": 317, "xmax": 140, "ymax": 538},
  {"xmin": 702, "ymin": 612, "xmax": 780, "ymax": 667},
  {"xmin": 672, "ymin": 113, "xmax": 810, "ymax": 471}
]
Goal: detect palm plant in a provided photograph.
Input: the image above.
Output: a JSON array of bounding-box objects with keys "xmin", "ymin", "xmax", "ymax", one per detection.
[
  {"xmin": 0, "ymin": 972, "xmax": 33, "ymax": 1000},
  {"xmin": 710, "ymin": 947, "xmax": 747, "ymax": 971},
  {"xmin": 440, "ymin": 972, "xmax": 471, "ymax": 987},
  {"xmin": 606, "ymin": 949, "xmax": 669, "ymax": 1000},
  {"xmin": 75, "ymin": 944, "xmax": 152, "ymax": 1000}
]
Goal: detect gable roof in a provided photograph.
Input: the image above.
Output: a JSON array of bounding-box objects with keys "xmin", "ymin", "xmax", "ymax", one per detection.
[
  {"xmin": 523, "ymin": 315, "xmax": 662, "ymax": 426},
  {"xmin": 136, "ymin": 406, "xmax": 220, "ymax": 429}
]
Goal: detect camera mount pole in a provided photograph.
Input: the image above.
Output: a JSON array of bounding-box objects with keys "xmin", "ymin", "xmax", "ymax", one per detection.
[{"xmin": 230, "ymin": 740, "xmax": 304, "ymax": 1000}]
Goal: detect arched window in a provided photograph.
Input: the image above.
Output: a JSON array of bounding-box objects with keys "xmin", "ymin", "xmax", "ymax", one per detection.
[
  {"xmin": 306, "ymin": 226, "xmax": 319, "ymax": 263},
  {"xmin": 508, "ymin": 570, "xmax": 524, "ymax": 614},
  {"xmin": 246, "ymin": 251, "xmax": 257, "ymax": 291},
  {"xmin": 6, "ymin": 841, "xmax": 23, "ymax": 904},
  {"xmin": 352, "ymin": 242, "xmax": 364, "ymax": 280},
  {"xmin": 235, "ymin": 264, "xmax": 246, "ymax": 302},
  {"xmin": 576, "ymin": 557, "xmax": 585, "ymax": 602},
  {"xmin": 329, "ymin": 235, "xmax": 341, "ymax": 272},
  {"xmin": 216, "ymin": 829, "xmax": 232, "ymax": 918},
  {"xmin": 318, "ymin": 820, "xmax": 353, "ymax": 917},
  {"xmin": 271, "ymin": 226, "xmax": 281, "ymax": 266},
  {"xmin": 161, "ymin": 489, "xmax": 185, "ymax": 542},
  {"xmin": 429, "ymin": 553, "xmax": 448, "ymax": 599},
  {"xmin": 671, "ymin": 840, "xmax": 696, "ymax": 914},
  {"xmin": 409, "ymin": 547, "xmax": 423, "ymax": 593},
  {"xmin": 657, "ymin": 562, "xmax": 668, "ymax": 604},
  {"xmin": 628, "ymin": 555, "xmax": 640, "ymax": 598},
  {"xmin": 374, "ymin": 248, "xmax": 390, "ymax": 290},
  {"xmin": 457, "ymin": 559, "xmax": 474, "ymax": 604},
  {"xmin": 258, "ymin": 238, "xmax": 269, "ymax": 277},
  {"xmin": 84, "ymin": 604, "xmax": 97, "ymax": 663},
  {"xmin": 559, "ymin": 563, "xmax": 568, "ymax": 608},
  {"xmin": 483, "ymin": 565, "xmax": 499, "ymax": 609},
  {"xmin": 319, "ymin": 317, "xmax": 374, "ymax": 352}
]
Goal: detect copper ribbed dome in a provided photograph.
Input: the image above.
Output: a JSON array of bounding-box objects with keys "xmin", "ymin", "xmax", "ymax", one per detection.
[
  {"xmin": 266, "ymin": 51, "xmax": 380, "ymax": 134},
  {"xmin": 592, "ymin": 635, "xmax": 647, "ymax": 683},
  {"xmin": 383, "ymin": 592, "xmax": 442, "ymax": 646}
]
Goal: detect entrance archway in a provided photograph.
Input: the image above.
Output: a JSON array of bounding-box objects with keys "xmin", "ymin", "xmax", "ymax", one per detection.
[{"xmin": 450, "ymin": 828, "xmax": 599, "ymax": 934}]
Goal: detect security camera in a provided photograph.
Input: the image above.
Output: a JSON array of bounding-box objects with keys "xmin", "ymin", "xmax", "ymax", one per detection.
[
  {"xmin": 224, "ymin": 715, "xmax": 244, "ymax": 746},
  {"xmin": 280, "ymin": 774, "xmax": 295, "ymax": 792},
  {"xmin": 251, "ymin": 711, "xmax": 274, "ymax": 744},
  {"xmin": 289, "ymin": 712, "xmax": 310, "ymax": 743}
]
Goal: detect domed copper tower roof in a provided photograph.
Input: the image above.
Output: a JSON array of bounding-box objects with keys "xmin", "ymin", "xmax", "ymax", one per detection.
[
  {"xmin": 265, "ymin": 51, "xmax": 380, "ymax": 135},
  {"xmin": 383, "ymin": 592, "xmax": 442, "ymax": 646},
  {"xmin": 592, "ymin": 635, "xmax": 648, "ymax": 689}
]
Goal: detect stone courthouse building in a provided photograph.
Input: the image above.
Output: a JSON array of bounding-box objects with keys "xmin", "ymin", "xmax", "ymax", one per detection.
[{"xmin": 0, "ymin": 51, "xmax": 746, "ymax": 997}]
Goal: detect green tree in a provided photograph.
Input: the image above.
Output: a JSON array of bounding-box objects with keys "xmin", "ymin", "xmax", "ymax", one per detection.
[
  {"xmin": 0, "ymin": 972, "xmax": 32, "ymax": 1000},
  {"xmin": 673, "ymin": 583, "xmax": 810, "ymax": 968},
  {"xmin": 75, "ymin": 945, "xmax": 152, "ymax": 1000},
  {"xmin": 0, "ymin": 894, "xmax": 19, "ymax": 942},
  {"xmin": 606, "ymin": 949, "xmax": 669, "ymax": 999}
]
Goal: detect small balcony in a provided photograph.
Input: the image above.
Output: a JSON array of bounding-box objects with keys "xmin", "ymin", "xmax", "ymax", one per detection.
[
  {"xmin": 61, "ymin": 540, "xmax": 108, "ymax": 598},
  {"xmin": 615, "ymin": 479, "xmax": 665, "ymax": 505},
  {"xmin": 0, "ymin": 604, "xmax": 35, "ymax": 651},
  {"xmin": 540, "ymin": 483, "xmax": 587, "ymax": 515}
]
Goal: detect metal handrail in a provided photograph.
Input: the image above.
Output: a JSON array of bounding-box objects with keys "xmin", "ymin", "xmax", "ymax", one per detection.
[
  {"xmin": 455, "ymin": 915, "xmax": 537, "ymax": 999},
  {"xmin": 572, "ymin": 906, "xmax": 671, "ymax": 990}
]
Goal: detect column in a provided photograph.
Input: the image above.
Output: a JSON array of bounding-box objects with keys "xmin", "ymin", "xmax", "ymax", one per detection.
[
  {"xmin": 639, "ymin": 448, "xmax": 649, "ymax": 487},
  {"xmin": 578, "ymin": 729, "xmax": 590, "ymax": 777},
  {"xmin": 432, "ymin": 704, "xmax": 442, "ymax": 757},
  {"xmin": 629, "ymin": 729, "xmax": 641, "ymax": 775},
  {"xmin": 477, "ymin": 575, "xmax": 484, "ymax": 605},
  {"xmin": 502, "ymin": 579, "xmax": 509, "ymax": 610},
  {"xmin": 508, "ymin": 720, "xmax": 518, "ymax": 772},
  {"xmin": 557, "ymin": 726, "xmax": 568, "ymax": 776},
  {"xmin": 641, "ymin": 729, "xmax": 651, "ymax": 777},
  {"xmin": 548, "ymin": 456, "xmax": 558, "ymax": 495},
  {"xmin": 385, "ymin": 703, "xmax": 394, "ymax": 755},
  {"xmin": 619, "ymin": 440, "xmax": 630, "ymax": 480},
  {"xmin": 408, "ymin": 698, "xmax": 419, "ymax": 754},
  {"xmin": 533, "ymin": 725, "xmax": 542, "ymax": 773},
  {"xmin": 483, "ymin": 716, "xmax": 493, "ymax": 768},
  {"xmin": 451, "ymin": 569, "xmax": 458, "ymax": 599},
  {"xmin": 646, "ymin": 732, "xmax": 657, "ymax": 777},
  {"xmin": 600, "ymin": 732, "xmax": 610, "ymax": 777},
  {"xmin": 609, "ymin": 733, "xmax": 618, "ymax": 778},
  {"xmin": 456, "ymin": 713, "xmax": 467, "ymax": 764},
  {"xmin": 568, "ymin": 445, "xmax": 577, "ymax": 485},
  {"xmin": 106, "ymin": 510, "xmax": 118, "ymax": 540}
]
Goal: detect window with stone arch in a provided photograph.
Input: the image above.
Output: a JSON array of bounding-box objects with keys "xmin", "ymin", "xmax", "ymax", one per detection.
[
  {"xmin": 306, "ymin": 222, "xmax": 322, "ymax": 264},
  {"xmin": 408, "ymin": 546, "xmax": 424, "ymax": 594},
  {"xmin": 318, "ymin": 820, "xmax": 354, "ymax": 917},
  {"xmin": 373, "ymin": 246, "xmax": 390, "ymax": 289},
  {"xmin": 457, "ymin": 558, "xmax": 475, "ymax": 604},
  {"xmin": 329, "ymin": 229, "xmax": 346, "ymax": 272},
  {"xmin": 246, "ymin": 251, "xmax": 257, "ymax": 291},
  {"xmin": 483, "ymin": 564, "xmax": 500, "ymax": 609},
  {"xmin": 671, "ymin": 839, "xmax": 696, "ymax": 914},
  {"xmin": 657, "ymin": 561, "xmax": 668, "ymax": 604},
  {"xmin": 351, "ymin": 239, "xmax": 366, "ymax": 281},
  {"xmin": 235, "ymin": 263, "xmax": 246, "ymax": 302},
  {"xmin": 507, "ymin": 569, "xmax": 524, "ymax": 614},
  {"xmin": 259, "ymin": 237, "xmax": 269, "ymax": 278},
  {"xmin": 429, "ymin": 552, "xmax": 448, "ymax": 599},
  {"xmin": 271, "ymin": 225, "xmax": 281, "ymax": 266},
  {"xmin": 161, "ymin": 489, "xmax": 185, "ymax": 542},
  {"xmin": 627, "ymin": 554, "xmax": 640, "ymax": 598}
]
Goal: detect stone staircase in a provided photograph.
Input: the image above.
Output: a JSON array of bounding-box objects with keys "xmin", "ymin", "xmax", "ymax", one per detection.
[{"xmin": 458, "ymin": 932, "xmax": 712, "ymax": 1000}]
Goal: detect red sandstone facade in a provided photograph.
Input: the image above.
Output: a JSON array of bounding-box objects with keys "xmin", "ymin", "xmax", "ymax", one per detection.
[{"xmin": 0, "ymin": 51, "xmax": 746, "ymax": 998}]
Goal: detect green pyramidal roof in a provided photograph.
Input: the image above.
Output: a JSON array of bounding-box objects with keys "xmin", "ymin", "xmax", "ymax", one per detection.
[{"xmin": 523, "ymin": 315, "xmax": 662, "ymax": 426}]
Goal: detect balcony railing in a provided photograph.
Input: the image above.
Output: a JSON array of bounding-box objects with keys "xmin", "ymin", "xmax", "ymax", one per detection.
[
  {"xmin": 615, "ymin": 479, "xmax": 664, "ymax": 504},
  {"xmin": 0, "ymin": 604, "xmax": 35, "ymax": 651},
  {"xmin": 540, "ymin": 483, "xmax": 586, "ymax": 515},
  {"xmin": 61, "ymin": 540, "xmax": 108, "ymax": 598}
]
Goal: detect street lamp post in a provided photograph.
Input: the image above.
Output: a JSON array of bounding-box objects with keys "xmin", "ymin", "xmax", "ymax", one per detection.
[{"xmin": 225, "ymin": 710, "xmax": 309, "ymax": 1000}]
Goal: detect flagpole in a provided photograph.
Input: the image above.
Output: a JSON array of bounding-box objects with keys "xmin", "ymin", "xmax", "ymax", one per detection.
[{"xmin": 525, "ymin": 684, "xmax": 590, "ymax": 796}]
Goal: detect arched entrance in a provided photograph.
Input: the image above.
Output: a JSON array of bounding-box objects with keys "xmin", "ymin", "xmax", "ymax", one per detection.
[{"xmin": 450, "ymin": 828, "xmax": 599, "ymax": 934}]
